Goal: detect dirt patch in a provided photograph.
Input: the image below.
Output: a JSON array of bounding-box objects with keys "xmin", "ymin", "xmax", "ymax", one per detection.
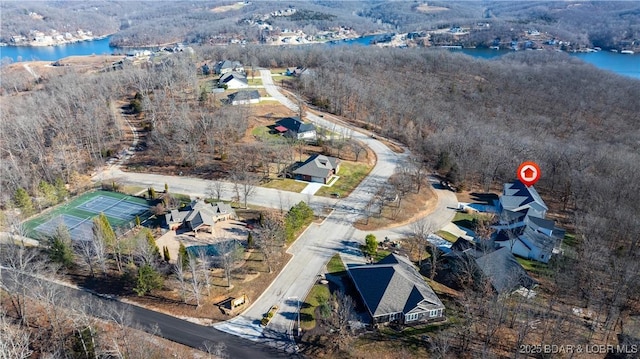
[{"xmin": 354, "ymin": 184, "xmax": 438, "ymax": 231}]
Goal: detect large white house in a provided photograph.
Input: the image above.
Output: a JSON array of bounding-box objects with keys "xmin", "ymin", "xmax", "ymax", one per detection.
[{"xmin": 493, "ymin": 180, "xmax": 565, "ymax": 263}]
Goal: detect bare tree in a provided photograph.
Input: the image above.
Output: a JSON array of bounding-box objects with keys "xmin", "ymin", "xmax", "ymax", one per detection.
[
  {"xmin": 202, "ymin": 341, "xmax": 228, "ymax": 359},
  {"xmin": 197, "ymin": 248, "xmax": 212, "ymax": 296},
  {"xmin": 330, "ymin": 291, "xmax": 357, "ymax": 351},
  {"xmin": 187, "ymin": 254, "xmax": 202, "ymax": 307},
  {"xmin": 409, "ymin": 218, "xmax": 436, "ymax": 269},
  {"xmin": 215, "ymin": 240, "xmax": 243, "ymax": 288},
  {"xmin": 255, "ymin": 210, "xmax": 285, "ymax": 273},
  {"xmin": 172, "ymin": 260, "xmax": 188, "ymax": 304},
  {"xmin": 207, "ymin": 181, "xmax": 225, "ymax": 201},
  {"xmin": 0, "ymin": 309, "xmax": 33, "ymax": 359}
]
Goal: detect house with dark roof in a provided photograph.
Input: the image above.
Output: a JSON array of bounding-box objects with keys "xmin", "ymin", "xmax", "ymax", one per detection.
[
  {"xmin": 292, "ymin": 155, "xmax": 340, "ymax": 184},
  {"xmin": 274, "ymin": 117, "xmax": 316, "ymax": 140},
  {"xmin": 227, "ymin": 90, "xmax": 260, "ymax": 105},
  {"xmin": 346, "ymin": 253, "xmax": 445, "ymax": 325},
  {"xmin": 445, "ymin": 239, "xmax": 536, "ymax": 295},
  {"xmin": 219, "ymin": 72, "xmax": 248, "ymax": 89},
  {"xmin": 493, "ymin": 180, "xmax": 564, "ymax": 263},
  {"xmin": 165, "ymin": 200, "xmax": 236, "ymax": 234},
  {"xmin": 214, "ymin": 60, "xmax": 244, "ymax": 75}
]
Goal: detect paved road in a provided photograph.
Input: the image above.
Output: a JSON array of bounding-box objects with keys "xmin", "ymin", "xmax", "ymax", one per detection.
[
  {"xmin": 90, "ymin": 70, "xmax": 457, "ymax": 354},
  {"xmin": 0, "ymin": 267, "xmax": 295, "ymax": 359},
  {"xmin": 214, "ymin": 71, "xmax": 457, "ymax": 353}
]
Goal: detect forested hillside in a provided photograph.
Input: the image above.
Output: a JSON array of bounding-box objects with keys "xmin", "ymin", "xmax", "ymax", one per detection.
[{"xmin": 1, "ymin": 42, "xmax": 638, "ymax": 356}]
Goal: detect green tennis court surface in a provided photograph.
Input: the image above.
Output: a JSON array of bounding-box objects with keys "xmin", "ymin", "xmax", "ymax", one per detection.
[{"xmin": 24, "ymin": 190, "xmax": 152, "ymax": 241}]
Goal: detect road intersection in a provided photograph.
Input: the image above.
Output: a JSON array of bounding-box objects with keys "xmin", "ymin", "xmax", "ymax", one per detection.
[{"xmin": 93, "ymin": 69, "xmax": 458, "ymax": 354}]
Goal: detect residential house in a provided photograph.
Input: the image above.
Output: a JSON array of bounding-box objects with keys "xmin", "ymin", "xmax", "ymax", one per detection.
[
  {"xmin": 274, "ymin": 117, "xmax": 316, "ymax": 140},
  {"xmin": 445, "ymin": 239, "xmax": 536, "ymax": 295},
  {"xmin": 227, "ymin": 90, "xmax": 260, "ymax": 105},
  {"xmin": 214, "ymin": 60, "xmax": 244, "ymax": 75},
  {"xmin": 286, "ymin": 67, "xmax": 306, "ymax": 76},
  {"xmin": 219, "ymin": 72, "xmax": 248, "ymax": 89},
  {"xmin": 292, "ymin": 154, "xmax": 340, "ymax": 184},
  {"xmin": 346, "ymin": 253, "xmax": 445, "ymax": 325},
  {"xmin": 165, "ymin": 200, "xmax": 236, "ymax": 234},
  {"xmin": 493, "ymin": 180, "xmax": 564, "ymax": 263}
]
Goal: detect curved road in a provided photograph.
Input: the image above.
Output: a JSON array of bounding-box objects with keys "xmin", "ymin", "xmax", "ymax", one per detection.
[{"xmin": 91, "ymin": 70, "xmax": 457, "ymax": 355}]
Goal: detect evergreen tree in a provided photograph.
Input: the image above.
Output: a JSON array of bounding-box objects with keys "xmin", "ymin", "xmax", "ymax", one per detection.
[
  {"xmin": 49, "ymin": 225, "xmax": 74, "ymax": 268},
  {"xmin": 178, "ymin": 242, "xmax": 189, "ymax": 269},
  {"xmin": 163, "ymin": 246, "xmax": 171, "ymax": 262},
  {"xmin": 93, "ymin": 213, "xmax": 116, "ymax": 247},
  {"xmin": 135, "ymin": 215, "xmax": 141, "ymax": 227},
  {"xmin": 14, "ymin": 188, "xmax": 34, "ymax": 217},
  {"xmin": 145, "ymin": 229, "xmax": 160, "ymax": 259},
  {"xmin": 148, "ymin": 187, "xmax": 157, "ymax": 199},
  {"xmin": 53, "ymin": 177, "xmax": 69, "ymax": 202},
  {"xmin": 38, "ymin": 180, "xmax": 57, "ymax": 207},
  {"xmin": 133, "ymin": 264, "xmax": 163, "ymax": 296}
]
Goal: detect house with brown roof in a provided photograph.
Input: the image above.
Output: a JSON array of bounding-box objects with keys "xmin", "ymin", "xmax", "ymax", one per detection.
[
  {"xmin": 292, "ymin": 154, "xmax": 340, "ymax": 184},
  {"xmin": 346, "ymin": 253, "xmax": 445, "ymax": 325}
]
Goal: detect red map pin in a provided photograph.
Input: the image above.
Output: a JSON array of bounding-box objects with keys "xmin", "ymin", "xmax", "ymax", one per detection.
[{"xmin": 517, "ymin": 161, "xmax": 541, "ymax": 187}]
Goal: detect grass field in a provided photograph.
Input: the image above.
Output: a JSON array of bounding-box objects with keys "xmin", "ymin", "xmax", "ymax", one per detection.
[
  {"xmin": 300, "ymin": 284, "xmax": 330, "ymax": 330},
  {"xmin": 261, "ymin": 178, "xmax": 308, "ymax": 192},
  {"xmin": 23, "ymin": 190, "xmax": 152, "ymax": 241},
  {"xmin": 315, "ymin": 161, "xmax": 372, "ymax": 198}
]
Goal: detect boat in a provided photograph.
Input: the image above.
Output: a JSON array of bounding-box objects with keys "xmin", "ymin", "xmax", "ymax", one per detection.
[
  {"xmin": 490, "ymin": 45, "xmax": 500, "ymax": 50},
  {"xmin": 620, "ymin": 50, "xmax": 635, "ymax": 55}
]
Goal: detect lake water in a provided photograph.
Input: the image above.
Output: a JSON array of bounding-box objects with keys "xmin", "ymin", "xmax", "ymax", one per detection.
[
  {"xmin": 335, "ymin": 35, "xmax": 639, "ymax": 80},
  {"xmin": 0, "ymin": 37, "xmax": 117, "ymax": 62},
  {"xmin": 2, "ymin": 35, "xmax": 638, "ymax": 79}
]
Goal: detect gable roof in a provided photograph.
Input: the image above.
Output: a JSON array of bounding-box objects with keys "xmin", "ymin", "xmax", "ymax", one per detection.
[
  {"xmin": 219, "ymin": 72, "xmax": 247, "ymax": 85},
  {"xmin": 275, "ymin": 117, "xmax": 315, "ymax": 134},
  {"xmin": 165, "ymin": 200, "xmax": 235, "ymax": 230},
  {"xmin": 474, "ymin": 247, "xmax": 537, "ymax": 294},
  {"xmin": 500, "ymin": 180, "xmax": 548, "ymax": 217},
  {"xmin": 292, "ymin": 154, "xmax": 339, "ymax": 179},
  {"xmin": 215, "ymin": 60, "xmax": 242, "ymax": 72},
  {"xmin": 347, "ymin": 253, "xmax": 444, "ymax": 318},
  {"xmin": 227, "ymin": 90, "xmax": 260, "ymax": 102}
]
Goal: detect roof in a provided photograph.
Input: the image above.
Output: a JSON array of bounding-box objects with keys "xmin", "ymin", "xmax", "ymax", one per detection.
[
  {"xmin": 165, "ymin": 200, "xmax": 235, "ymax": 230},
  {"xmin": 275, "ymin": 117, "xmax": 315, "ymax": 134},
  {"xmin": 227, "ymin": 90, "xmax": 259, "ymax": 102},
  {"xmin": 215, "ymin": 60, "xmax": 242, "ymax": 71},
  {"xmin": 292, "ymin": 155, "xmax": 339, "ymax": 179},
  {"xmin": 219, "ymin": 72, "xmax": 247, "ymax": 85},
  {"xmin": 494, "ymin": 226, "xmax": 557, "ymax": 253},
  {"xmin": 274, "ymin": 125, "xmax": 288, "ymax": 133},
  {"xmin": 474, "ymin": 247, "xmax": 537, "ymax": 294},
  {"xmin": 347, "ymin": 253, "xmax": 444, "ymax": 318},
  {"xmin": 500, "ymin": 180, "xmax": 548, "ymax": 217}
]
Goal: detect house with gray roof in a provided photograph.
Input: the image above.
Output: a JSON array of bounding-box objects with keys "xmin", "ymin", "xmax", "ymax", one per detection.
[
  {"xmin": 227, "ymin": 90, "xmax": 260, "ymax": 105},
  {"xmin": 165, "ymin": 200, "xmax": 236, "ymax": 234},
  {"xmin": 474, "ymin": 247, "xmax": 537, "ymax": 294},
  {"xmin": 275, "ymin": 117, "xmax": 316, "ymax": 140},
  {"xmin": 493, "ymin": 180, "xmax": 564, "ymax": 263},
  {"xmin": 346, "ymin": 253, "xmax": 445, "ymax": 325},
  {"xmin": 219, "ymin": 72, "xmax": 248, "ymax": 89},
  {"xmin": 214, "ymin": 60, "xmax": 244, "ymax": 75},
  {"xmin": 292, "ymin": 154, "xmax": 340, "ymax": 184}
]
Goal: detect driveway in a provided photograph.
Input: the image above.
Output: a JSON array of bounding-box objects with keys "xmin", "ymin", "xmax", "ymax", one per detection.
[
  {"xmin": 300, "ymin": 182, "xmax": 323, "ymax": 195},
  {"xmin": 90, "ymin": 70, "xmax": 457, "ymax": 355}
]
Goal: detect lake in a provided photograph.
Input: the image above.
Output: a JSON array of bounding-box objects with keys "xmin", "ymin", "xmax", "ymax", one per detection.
[
  {"xmin": 335, "ymin": 35, "xmax": 639, "ymax": 80},
  {"xmin": 0, "ymin": 37, "xmax": 117, "ymax": 62},
  {"xmin": 2, "ymin": 35, "xmax": 638, "ymax": 79}
]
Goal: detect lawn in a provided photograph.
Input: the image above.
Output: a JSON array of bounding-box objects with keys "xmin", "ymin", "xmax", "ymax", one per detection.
[
  {"xmin": 326, "ymin": 253, "xmax": 345, "ymax": 273},
  {"xmin": 247, "ymin": 77, "xmax": 262, "ymax": 86},
  {"xmin": 452, "ymin": 211, "xmax": 493, "ymax": 230},
  {"xmin": 516, "ymin": 257, "xmax": 553, "ymax": 277},
  {"xmin": 315, "ymin": 161, "xmax": 372, "ymax": 198},
  {"xmin": 436, "ymin": 230, "xmax": 459, "ymax": 243},
  {"xmin": 300, "ymin": 284, "xmax": 330, "ymax": 330},
  {"xmin": 371, "ymin": 249, "xmax": 391, "ymax": 262},
  {"xmin": 261, "ymin": 178, "xmax": 307, "ymax": 193}
]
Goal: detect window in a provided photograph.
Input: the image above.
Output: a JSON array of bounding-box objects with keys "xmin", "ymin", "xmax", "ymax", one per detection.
[
  {"xmin": 405, "ymin": 313, "xmax": 419, "ymax": 322},
  {"xmin": 429, "ymin": 309, "xmax": 440, "ymax": 317}
]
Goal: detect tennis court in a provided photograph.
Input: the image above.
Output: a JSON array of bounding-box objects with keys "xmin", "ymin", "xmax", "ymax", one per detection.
[
  {"xmin": 77, "ymin": 195, "xmax": 149, "ymax": 221},
  {"xmin": 35, "ymin": 214, "xmax": 94, "ymax": 241},
  {"xmin": 24, "ymin": 190, "xmax": 152, "ymax": 242}
]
